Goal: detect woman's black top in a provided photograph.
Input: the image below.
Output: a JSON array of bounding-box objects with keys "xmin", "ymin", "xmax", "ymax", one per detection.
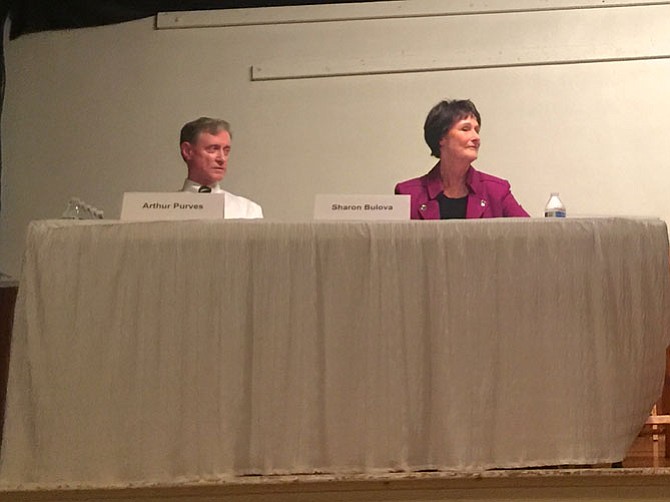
[{"xmin": 436, "ymin": 193, "xmax": 468, "ymax": 219}]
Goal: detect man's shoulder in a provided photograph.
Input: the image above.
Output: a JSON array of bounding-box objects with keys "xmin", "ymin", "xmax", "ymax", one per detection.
[
  {"xmin": 223, "ymin": 190, "xmax": 261, "ymax": 207},
  {"xmin": 222, "ymin": 190, "xmax": 263, "ymax": 219}
]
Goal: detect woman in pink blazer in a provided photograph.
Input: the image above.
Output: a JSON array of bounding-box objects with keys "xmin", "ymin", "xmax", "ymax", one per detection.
[{"xmin": 395, "ymin": 100, "xmax": 529, "ymax": 220}]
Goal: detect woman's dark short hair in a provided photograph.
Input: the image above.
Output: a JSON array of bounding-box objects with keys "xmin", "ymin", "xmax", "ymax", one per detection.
[
  {"xmin": 180, "ymin": 117, "xmax": 232, "ymax": 145},
  {"xmin": 424, "ymin": 100, "xmax": 481, "ymax": 158}
]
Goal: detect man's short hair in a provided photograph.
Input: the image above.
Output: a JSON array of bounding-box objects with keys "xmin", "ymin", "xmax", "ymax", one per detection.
[{"xmin": 179, "ymin": 117, "xmax": 232, "ymax": 145}]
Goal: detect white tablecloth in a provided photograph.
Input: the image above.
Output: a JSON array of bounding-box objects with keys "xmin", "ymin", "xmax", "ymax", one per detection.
[{"xmin": 1, "ymin": 218, "xmax": 669, "ymax": 489}]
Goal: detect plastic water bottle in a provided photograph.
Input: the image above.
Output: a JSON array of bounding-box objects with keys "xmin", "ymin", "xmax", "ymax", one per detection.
[
  {"xmin": 82, "ymin": 203, "xmax": 95, "ymax": 220},
  {"xmin": 61, "ymin": 198, "xmax": 84, "ymax": 219},
  {"xmin": 61, "ymin": 197, "xmax": 104, "ymax": 219},
  {"xmin": 544, "ymin": 193, "xmax": 566, "ymax": 218}
]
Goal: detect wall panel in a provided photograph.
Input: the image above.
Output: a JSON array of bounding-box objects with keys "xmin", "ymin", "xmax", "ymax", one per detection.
[{"xmin": 0, "ymin": 0, "xmax": 669, "ymax": 276}]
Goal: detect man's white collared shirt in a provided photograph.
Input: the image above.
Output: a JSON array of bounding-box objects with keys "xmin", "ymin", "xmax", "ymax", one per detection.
[{"xmin": 181, "ymin": 179, "xmax": 263, "ymax": 219}]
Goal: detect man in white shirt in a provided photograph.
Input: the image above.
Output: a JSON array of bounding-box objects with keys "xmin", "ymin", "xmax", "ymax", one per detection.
[{"xmin": 180, "ymin": 117, "xmax": 263, "ymax": 219}]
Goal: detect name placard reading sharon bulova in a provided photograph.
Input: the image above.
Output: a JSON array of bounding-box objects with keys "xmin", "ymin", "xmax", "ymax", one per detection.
[
  {"xmin": 121, "ymin": 192, "xmax": 225, "ymax": 221},
  {"xmin": 314, "ymin": 194, "xmax": 410, "ymax": 221}
]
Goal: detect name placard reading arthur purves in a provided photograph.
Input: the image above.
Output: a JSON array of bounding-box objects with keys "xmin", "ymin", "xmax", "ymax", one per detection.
[
  {"xmin": 121, "ymin": 192, "xmax": 225, "ymax": 221},
  {"xmin": 314, "ymin": 194, "xmax": 410, "ymax": 221}
]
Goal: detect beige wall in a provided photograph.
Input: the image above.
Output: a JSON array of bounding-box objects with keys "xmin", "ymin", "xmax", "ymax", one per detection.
[{"xmin": 1, "ymin": 0, "xmax": 669, "ymax": 277}]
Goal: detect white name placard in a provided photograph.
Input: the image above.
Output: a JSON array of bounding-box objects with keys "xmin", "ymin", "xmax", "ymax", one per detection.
[
  {"xmin": 314, "ymin": 194, "xmax": 410, "ymax": 221},
  {"xmin": 120, "ymin": 192, "xmax": 225, "ymax": 221}
]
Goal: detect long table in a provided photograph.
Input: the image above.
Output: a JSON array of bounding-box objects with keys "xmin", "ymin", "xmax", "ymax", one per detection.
[{"xmin": 1, "ymin": 218, "xmax": 669, "ymax": 489}]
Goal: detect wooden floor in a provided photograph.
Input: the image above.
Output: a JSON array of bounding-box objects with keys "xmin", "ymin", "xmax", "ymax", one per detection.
[{"xmin": 622, "ymin": 433, "xmax": 670, "ymax": 468}]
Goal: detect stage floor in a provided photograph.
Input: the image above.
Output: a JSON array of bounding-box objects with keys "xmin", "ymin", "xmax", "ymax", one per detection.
[{"xmin": 1, "ymin": 435, "xmax": 669, "ymax": 502}]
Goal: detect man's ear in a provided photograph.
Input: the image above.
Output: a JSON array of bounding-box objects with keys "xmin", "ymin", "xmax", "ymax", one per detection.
[{"xmin": 180, "ymin": 141, "xmax": 192, "ymax": 162}]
